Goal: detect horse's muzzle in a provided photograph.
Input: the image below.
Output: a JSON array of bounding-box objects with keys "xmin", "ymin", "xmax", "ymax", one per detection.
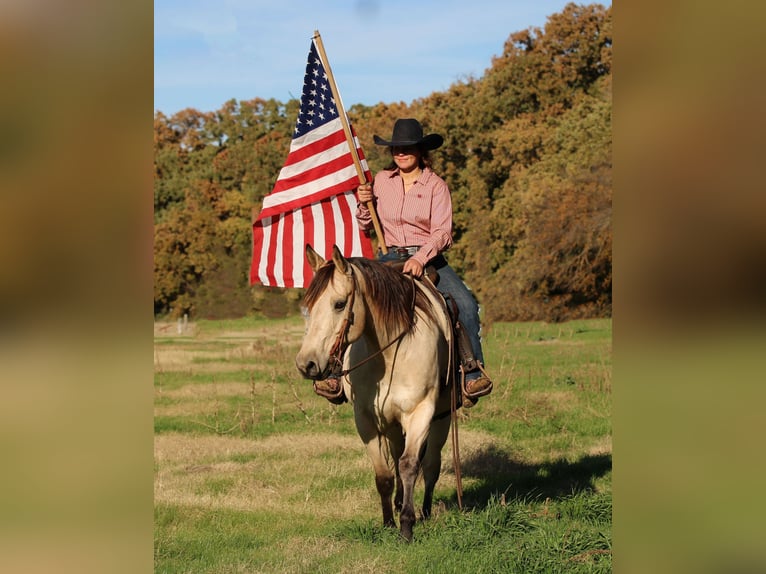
[{"xmin": 295, "ymin": 357, "xmax": 329, "ymax": 381}]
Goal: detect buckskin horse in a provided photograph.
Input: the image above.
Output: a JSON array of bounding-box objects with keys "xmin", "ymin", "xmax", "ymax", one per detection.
[{"xmin": 295, "ymin": 245, "xmax": 454, "ymax": 541}]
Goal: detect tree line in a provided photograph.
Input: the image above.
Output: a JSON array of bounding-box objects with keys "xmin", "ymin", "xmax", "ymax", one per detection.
[{"xmin": 154, "ymin": 2, "xmax": 611, "ymax": 324}]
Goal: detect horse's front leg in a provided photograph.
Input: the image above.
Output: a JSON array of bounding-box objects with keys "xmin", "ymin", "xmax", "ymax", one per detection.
[
  {"xmin": 363, "ymin": 436, "xmax": 395, "ymax": 527},
  {"xmin": 357, "ymin": 414, "xmax": 396, "ymax": 527},
  {"xmin": 386, "ymin": 431, "xmax": 405, "ymax": 514},
  {"xmin": 420, "ymin": 415, "xmax": 450, "ymax": 519},
  {"xmin": 374, "ymin": 469, "xmax": 395, "ymax": 528},
  {"xmin": 398, "ymin": 401, "xmax": 436, "ymax": 542}
]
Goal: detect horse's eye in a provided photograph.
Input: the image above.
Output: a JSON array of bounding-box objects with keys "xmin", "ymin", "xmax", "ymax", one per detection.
[{"xmin": 334, "ymin": 300, "xmax": 347, "ymax": 311}]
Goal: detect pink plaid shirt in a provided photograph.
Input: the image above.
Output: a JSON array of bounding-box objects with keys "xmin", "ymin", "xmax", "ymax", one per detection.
[{"xmin": 356, "ymin": 167, "xmax": 453, "ymax": 267}]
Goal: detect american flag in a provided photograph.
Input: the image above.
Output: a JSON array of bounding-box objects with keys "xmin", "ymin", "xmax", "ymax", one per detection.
[{"xmin": 250, "ymin": 37, "xmax": 373, "ymax": 288}]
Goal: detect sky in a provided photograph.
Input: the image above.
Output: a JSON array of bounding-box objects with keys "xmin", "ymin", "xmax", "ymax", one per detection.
[{"xmin": 154, "ymin": 0, "xmax": 605, "ymax": 115}]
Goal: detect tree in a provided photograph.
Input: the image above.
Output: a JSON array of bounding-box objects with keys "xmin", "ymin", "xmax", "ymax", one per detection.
[{"xmin": 153, "ymin": 3, "xmax": 613, "ymax": 322}]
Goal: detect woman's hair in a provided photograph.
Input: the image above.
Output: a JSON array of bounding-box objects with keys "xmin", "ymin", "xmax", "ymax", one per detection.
[{"xmin": 384, "ymin": 145, "xmax": 433, "ymax": 171}]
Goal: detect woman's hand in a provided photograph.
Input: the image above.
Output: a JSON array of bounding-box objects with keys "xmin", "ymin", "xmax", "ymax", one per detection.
[
  {"xmin": 357, "ymin": 183, "xmax": 374, "ymax": 204},
  {"xmin": 403, "ymin": 258, "xmax": 424, "ymax": 278}
]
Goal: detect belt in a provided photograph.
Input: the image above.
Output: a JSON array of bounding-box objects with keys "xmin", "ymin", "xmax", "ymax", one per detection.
[{"xmin": 389, "ymin": 245, "xmax": 420, "ymax": 258}]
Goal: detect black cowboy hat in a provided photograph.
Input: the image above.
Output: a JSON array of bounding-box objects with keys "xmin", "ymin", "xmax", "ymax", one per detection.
[{"xmin": 373, "ymin": 118, "xmax": 444, "ymax": 150}]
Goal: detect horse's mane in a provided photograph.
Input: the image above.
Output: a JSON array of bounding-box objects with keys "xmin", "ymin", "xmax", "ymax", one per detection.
[{"xmin": 303, "ymin": 258, "xmax": 439, "ymax": 336}]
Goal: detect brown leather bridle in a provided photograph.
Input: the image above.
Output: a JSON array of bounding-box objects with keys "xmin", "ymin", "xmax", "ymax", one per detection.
[
  {"xmin": 325, "ymin": 264, "xmax": 417, "ymax": 380},
  {"xmin": 326, "ymin": 264, "xmax": 357, "ymax": 379}
]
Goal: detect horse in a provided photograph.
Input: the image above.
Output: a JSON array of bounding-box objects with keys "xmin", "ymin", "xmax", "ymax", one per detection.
[{"xmin": 295, "ymin": 244, "xmax": 455, "ymax": 541}]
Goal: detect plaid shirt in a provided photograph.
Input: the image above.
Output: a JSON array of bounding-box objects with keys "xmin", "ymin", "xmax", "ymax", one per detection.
[{"xmin": 356, "ymin": 167, "xmax": 453, "ymax": 267}]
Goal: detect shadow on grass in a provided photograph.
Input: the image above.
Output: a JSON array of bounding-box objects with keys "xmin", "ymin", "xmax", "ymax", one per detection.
[
  {"xmin": 447, "ymin": 444, "xmax": 612, "ymax": 509},
  {"xmin": 331, "ymin": 446, "xmax": 611, "ymax": 545}
]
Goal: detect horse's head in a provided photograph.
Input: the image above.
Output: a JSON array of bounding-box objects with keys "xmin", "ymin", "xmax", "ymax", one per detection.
[{"xmin": 295, "ymin": 244, "xmax": 366, "ymax": 381}]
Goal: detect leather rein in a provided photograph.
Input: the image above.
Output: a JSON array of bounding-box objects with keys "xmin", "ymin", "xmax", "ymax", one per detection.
[{"xmin": 326, "ymin": 264, "xmax": 417, "ymax": 379}]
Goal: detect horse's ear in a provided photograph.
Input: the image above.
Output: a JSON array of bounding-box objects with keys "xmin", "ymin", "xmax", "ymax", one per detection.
[
  {"xmin": 331, "ymin": 245, "xmax": 349, "ymax": 274},
  {"xmin": 305, "ymin": 244, "xmax": 325, "ymax": 272}
]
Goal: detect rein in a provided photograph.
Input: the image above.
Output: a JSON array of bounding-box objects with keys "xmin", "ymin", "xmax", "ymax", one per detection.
[
  {"xmin": 329, "ymin": 267, "xmax": 417, "ymax": 378},
  {"xmin": 418, "ymin": 275, "xmax": 464, "ymax": 511}
]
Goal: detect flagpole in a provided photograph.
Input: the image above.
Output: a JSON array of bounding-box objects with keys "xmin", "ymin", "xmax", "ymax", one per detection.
[{"xmin": 312, "ymin": 30, "xmax": 388, "ymax": 255}]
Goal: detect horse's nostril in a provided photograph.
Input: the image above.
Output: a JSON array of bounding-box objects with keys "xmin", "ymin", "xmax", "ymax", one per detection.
[{"xmin": 297, "ymin": 359, "xmax": 317, "ymax": 378}]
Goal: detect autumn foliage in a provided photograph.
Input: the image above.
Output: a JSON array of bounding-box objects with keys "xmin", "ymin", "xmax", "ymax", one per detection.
[{"xmin": 154, "ymin": 3, "xmax": 612, "ymax": 322}]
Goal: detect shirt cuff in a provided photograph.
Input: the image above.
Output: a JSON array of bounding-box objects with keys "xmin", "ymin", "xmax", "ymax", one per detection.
[{"xmin": 411, "ymin": 250, "xmax": 433, "ymax": 267}]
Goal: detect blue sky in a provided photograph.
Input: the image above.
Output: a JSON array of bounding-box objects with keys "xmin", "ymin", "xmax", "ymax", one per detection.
[{"xmin": 155, "ymin": 0, "xmax": 604, "ymax": 115}]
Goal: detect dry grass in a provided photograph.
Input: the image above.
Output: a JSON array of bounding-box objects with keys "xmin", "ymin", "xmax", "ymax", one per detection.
[
  {"xmin": 154, "ymin": 426, "xmax": 498, "ymax": 520},
  {"xmin": 154, "ymin": 317, "xmax": 612, "ymax": 573},
  {"xmin": 155, "ymin": 432, "xmax": 369, "ymax": 515}
]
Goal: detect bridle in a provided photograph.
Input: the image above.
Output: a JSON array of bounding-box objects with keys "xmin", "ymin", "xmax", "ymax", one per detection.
[
  {"xmin": 325, "ymin": 263, "xmax": 417, "ymax": 379},
  {"xmin": 326, "ymin": 264, "xmax": 357, "ymax": 378}
]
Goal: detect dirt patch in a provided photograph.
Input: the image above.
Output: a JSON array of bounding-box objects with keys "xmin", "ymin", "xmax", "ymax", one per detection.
[
  {"xmin": 155, "ymin": 344, "xmax": 274, "ymax": 370},
  {"xmin": 154, "ymin": 322, "xmax": 199, "ymax": 337},
  {"xmin": 217, "ymin": 322, "xmax": 304, "ymax": 340}
]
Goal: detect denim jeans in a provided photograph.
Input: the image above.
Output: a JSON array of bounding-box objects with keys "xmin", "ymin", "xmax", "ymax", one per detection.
[{"xmin": 377, "ymin": 250, "xmax": 485, "ymax": 369}]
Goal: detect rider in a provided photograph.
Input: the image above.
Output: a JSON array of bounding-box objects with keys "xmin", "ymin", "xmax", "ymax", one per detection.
[{"xmin": 314, "ymin": 118, "xmax": 493, "ymax": 408}]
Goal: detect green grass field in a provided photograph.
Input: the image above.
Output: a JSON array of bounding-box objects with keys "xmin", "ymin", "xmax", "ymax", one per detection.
[{"xmin": 154, "ymin": 316, "xmax": 612, "ymax": 573}]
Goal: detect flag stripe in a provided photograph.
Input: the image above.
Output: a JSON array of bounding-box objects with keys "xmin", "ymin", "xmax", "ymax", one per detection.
[
  {"xmin": 274, "ymin": 141, "xmax": 353, "ymax": 189},
  {"xmin": 281, "ymin": 121, "xmax": 348, "ymax": 166},
  {"xmin": 261, "ymin": 163, "xmax": 360, "ymax": 218},
  {"xmin": 250, "ymin": 37, "xmax": 373, "ymax": 288},
  {"xmin": 251, "ymin": 192, "xmax": 371, "ymax": 288}
]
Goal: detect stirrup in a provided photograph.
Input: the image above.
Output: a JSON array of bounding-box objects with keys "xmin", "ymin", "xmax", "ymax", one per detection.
[{"xmin": 460, "ymin": 365, "xmax": 494, "ymax": 400}]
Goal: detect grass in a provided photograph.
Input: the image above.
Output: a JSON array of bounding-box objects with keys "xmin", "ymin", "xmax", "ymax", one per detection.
[{"xmin": 154, "ymin": 316, "xmax": 611, "ymax": 573}]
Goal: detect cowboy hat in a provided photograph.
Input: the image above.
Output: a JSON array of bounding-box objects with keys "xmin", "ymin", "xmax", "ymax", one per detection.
[{"xmin": 373, "ymin": 118, "xmax": 443, "ymax": 150}]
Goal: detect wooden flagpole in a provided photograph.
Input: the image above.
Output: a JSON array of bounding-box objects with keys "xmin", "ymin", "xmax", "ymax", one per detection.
[{"xmin": 312, "ymin": 30, "xmax": 388, "ymax": 255}]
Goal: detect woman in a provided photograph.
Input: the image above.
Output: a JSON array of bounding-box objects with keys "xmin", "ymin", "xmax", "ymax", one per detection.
[{"xmin": 355, "ymin": 118, "xmax": 493, "ymax": 407}]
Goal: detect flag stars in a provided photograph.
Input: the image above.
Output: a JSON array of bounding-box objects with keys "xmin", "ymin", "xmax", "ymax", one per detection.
[{"xmin": 292, "ymin": 42, "xmax": 344, "ymax": 138}]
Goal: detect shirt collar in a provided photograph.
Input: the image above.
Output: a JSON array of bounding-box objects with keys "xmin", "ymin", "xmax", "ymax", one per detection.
[{"xmin": 387, "ymin": 166, "xmax": 431, "ymax": 180}]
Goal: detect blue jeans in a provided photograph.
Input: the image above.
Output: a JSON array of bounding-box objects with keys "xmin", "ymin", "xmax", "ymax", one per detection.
[{"xmin": 378, "ymin": 251, "xmax": 485, "ymax": 370}]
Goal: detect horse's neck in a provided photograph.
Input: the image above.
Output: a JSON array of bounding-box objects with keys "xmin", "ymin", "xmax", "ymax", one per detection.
[{"xmin": 360, "ymin": 299, "xmax": 392, "ymax": 350}]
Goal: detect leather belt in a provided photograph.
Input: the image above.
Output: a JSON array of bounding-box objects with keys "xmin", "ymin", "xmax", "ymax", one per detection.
[{"xmin": 389, "ymin": 245, "xmax": 420, "ymax": 259}]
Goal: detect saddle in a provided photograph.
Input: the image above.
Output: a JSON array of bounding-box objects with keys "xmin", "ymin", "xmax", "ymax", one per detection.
[
  {"xmin": 383, "ymin": 261, "xmax": 479, "ymax": 375},
  {"xmin": 313, "ymin": 260, "xmax": 490, "ymax": 407}
]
